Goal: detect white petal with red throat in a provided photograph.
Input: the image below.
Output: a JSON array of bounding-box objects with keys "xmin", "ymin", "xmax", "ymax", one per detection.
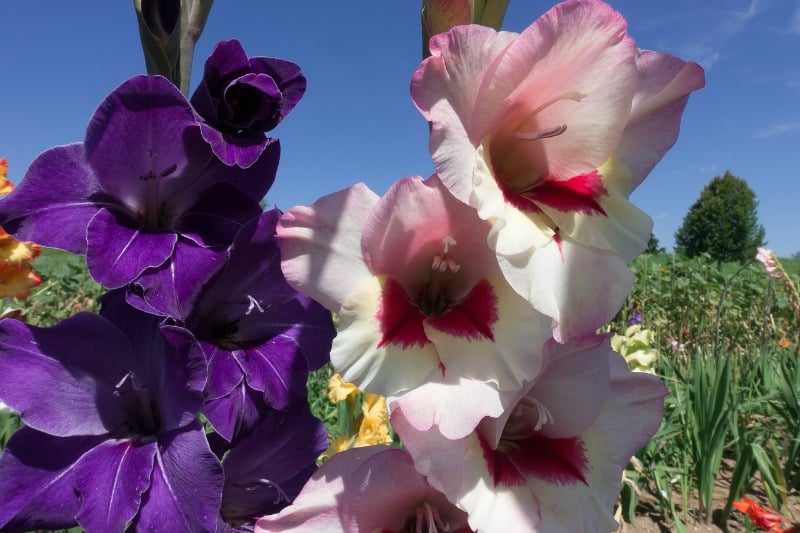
[
  {"xmin": 331, "ymin": 275, "xmax": 442, "ymax": 396},
  {"xmin": 395, "ymin": 334, "xmax": 667, "ymax": 533},
  {"xmin": 276, "ymin": 183, "xmax": 378, "ymax": 312},
  {"xmin": 540, "ymin": 156, "xmax": 654, "ymax": 263},
  {"xmin": 523, "ymin": 352, "xmax": 667, "ymax": 533},
  {"xmin": 497, "ymin": 237, "xmax": 634, "ymax": 342},
  {"xmin": 424, "ymin": 275, "xmax": 551, "ymax": 394},
  {"xmin": 618, "ymin": 51, "xmax": 706, "ymax": 191},
  {"xmin": 392, "ymin": 400, "xmax": 542, "ymax": 532}
]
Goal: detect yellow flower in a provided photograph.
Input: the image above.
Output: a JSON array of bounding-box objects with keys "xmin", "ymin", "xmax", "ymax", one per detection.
[
  {"xmin": 355, "ymin": 393, "xmax": 392, "ymax": 447},
  {"xmin": 328, "ymin": 373, "xmax": 360, "ymax": 404},
  {"xmin": 611, "ymin": 325, "xmax": 660, "ymax": 374},
  {"xmin": 319, "ymin": 435, "xmax": 355, "ymax": 462}
]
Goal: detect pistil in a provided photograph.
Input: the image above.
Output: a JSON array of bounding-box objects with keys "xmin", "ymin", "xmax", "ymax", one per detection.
[
  {"xmin": 415, "ymin": 502, "xmax": 450, "ymax": 533},
  {"xmin": 419, "ymin": 236, "xmax": 461, "ymax": 317}
]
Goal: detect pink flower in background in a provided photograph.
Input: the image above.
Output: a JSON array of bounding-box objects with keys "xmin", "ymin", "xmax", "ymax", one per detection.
[
  {"xmin": 278, "ymin": 175, "xmax": 550, "ymax": 427},
  {"xmin": 756, "ymin": 247, "xmax": 781, "ymax": 278},
  {"xmin": 255, "ymin": 446, "xmax": 473, "ymax": 532},
  {"xmin": 392, "ymin": 335, "xmax": 667, "ymax": 532},
  {"xmin": 412, "ymin": 0, "xmax": 704, "ymax": 341}
]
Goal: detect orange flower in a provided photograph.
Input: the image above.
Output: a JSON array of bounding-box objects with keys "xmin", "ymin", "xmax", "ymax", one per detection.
[
  {"xmin": 0, "ymin": 228, "xmax": 42, "ymax": 264},
  {"xmin": 778, "ymin": 338, "xmax": 792, "ymax": 349},
  {"xmin": 0, "ymin": 158, "xmax": 13, "ymax": 195},
  {"xmin": 733, "ymin": 496, "xmax": 787, "ymax": 532},
  {"xmin": 0, "ymin": 262, "xmax": 41, "ymax": 301}
]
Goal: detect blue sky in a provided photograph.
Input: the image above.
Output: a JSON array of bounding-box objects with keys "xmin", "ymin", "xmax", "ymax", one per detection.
[{"xmin": 1, "ymin": 1, "xmax": 798, "ymax": 256}]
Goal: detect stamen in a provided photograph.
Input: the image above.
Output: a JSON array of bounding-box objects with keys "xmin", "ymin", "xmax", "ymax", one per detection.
[
  {"xmin": 512, "ymin": 123, "xmax": 567, "ymax": 141},
  {"xmin": 530, "ymin": 397, "xmax": 554, "ymax": 431},
  {"xmin": 114, "ymin": 370, "xmax": 136, "ymax": 392},
  {"xmin": 245, "ymin": 294, "xmax": 264, "ymax": 315},
  {"xmin": 421, "ymin": 236, "xmax": 463, "ymax": 316},
  {"xmin": 441, "ymin": 235, "xmax": 456, "ymax": 254},
  {"xmin": 242, "ymin": 478, "xmax": 290, "ymax": 505},
  {"xmin": 415, "ymin": 502, "xmax": 450, "ymax": 533},
  {"xmin": 430, "ymin": 236, "xmax": 461, "ymax": 273}
]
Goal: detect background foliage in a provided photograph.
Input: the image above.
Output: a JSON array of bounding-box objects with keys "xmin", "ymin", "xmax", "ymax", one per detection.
[{"xmin": 675, "ymin": 171, "xmax": 766, "ymax": 263}]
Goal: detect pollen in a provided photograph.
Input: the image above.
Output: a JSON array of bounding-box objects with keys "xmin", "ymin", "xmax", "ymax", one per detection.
[{"xmin": 430, "ymin": 236, "xmax": 461, "ymax": 273}]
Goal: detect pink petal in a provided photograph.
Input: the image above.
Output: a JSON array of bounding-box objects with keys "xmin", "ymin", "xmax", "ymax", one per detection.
[
  {"xmin": 489, "ymin": 0, "xmax": 638, "ymax": 181},
  {"xmin": 390, "ymin": 378, "xmax": 508, "ymax": 441},
  {"xmin": 277, "ymin": 183, "xmax": 378, "ymax": 312},
  {"xmin": 361, "ymin": 175, "xmax": 498, "ymax": 300},
  {"xmin": 617, "ymin": 51, "xmax": 706, "ymax": 191},
  {"xmin": 255, "ymin": 446, "xmax": 470, "ymax": 532},
  {"xmin": 412, "ymin": 26, "xmax": 518, "ymax": 203}
]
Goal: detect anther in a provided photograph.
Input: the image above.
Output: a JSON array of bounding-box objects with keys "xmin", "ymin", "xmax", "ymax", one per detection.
[
  {"xmin": 513, "ymin": 123, "xmax": 567, "ymax": 141},
  {"xmin": 245, "ymin": 294, "xmax": 264, "ymax": 315}
]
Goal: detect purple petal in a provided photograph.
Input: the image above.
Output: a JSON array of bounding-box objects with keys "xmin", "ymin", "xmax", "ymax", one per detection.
[
  {"xmin": 85, "ymin": 75, "xmax": 210, "ymax": 206},
  {"xmin": 267, "ymin": 294, "xmax": 334, "ymax": 372},
  {"xmin": 128, "ymin": 238, "xmax": 227, "ymax": 320},
  {"xmin": 0, "ymin": 143, "xmax": 104, "ymax": 253},
  {"xmin": 221, "ymin": 403, "xmax": 326, "ymax": 522},
  {"xmin": 202, "ymin": 382, "xmax": 273, "ymax": 442},
  {"xmin": 98, "ymin": 293, "xmax": 207, "ymax": 431},
  {"xmin": 86, "ymin": 207, "xmax": 177, "ymax": 288},
  {"xmin": 177, "ymin": 183, "xmax": 263, "ymax": 247},
  {"xmin": 133, "ymin": 422, "xmax": 224, "ymax": 533},
  {"xmin": 248, "ymin": 57, "xmax": 306, "ymax": 131},
  {"xmin": 191, "ymin": 136, "xmax": 280, "ymax": 197},
  {"xmin": 0, "ymin": 314, "xmax": 138, "ymax": 436},
  {"xmin": 221, "ymin": 73, "xmax": 282, "ymax": 130},
  {"xmin": 190, "ymin": 210, "xmax": 334, "ymax": 373},
  {"xmin": 197, "ymin": 123, "xmax": 270, "ymax": 168},
  {"xmin": 153, "ymin": 325, "xmax": 208, "ymax": 431},
  {"xmin": 205, "ymin": 342, "xmax": 245, "ymax": 400},
  {"xmin": 73, "ymin": 439, "xmax": 156, "ymax": 532},
  {"xmin": 0, "ymin": 427, "xmax": 101, "ymax": 531},
  {"xmin": 236, "ymin": 337, "xmax": 309, "ymax": 409},
  {"xmin": 192, "ymin": 39, "xmax": 252, "ymax": 123}
]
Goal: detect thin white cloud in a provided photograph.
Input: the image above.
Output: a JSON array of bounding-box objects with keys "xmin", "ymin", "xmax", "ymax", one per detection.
[
  {"xmin": 791, "ymin": 4, "xmax": 800, "ymax": 34},
  {"xmin": 688, "ymin": 163, "xmax": 718, "ymax": 175},
  {"xmin": 756, "ymin": 119, "xmax": 800, "ymax": 138},
  {"xmin": 675, "ymin": 0, "xmax": 765, "ymax": 69}
]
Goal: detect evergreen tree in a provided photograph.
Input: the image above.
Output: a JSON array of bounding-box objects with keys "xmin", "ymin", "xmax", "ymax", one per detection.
[
  {"xmin": 675, "ymin": 171, "xmax": 766, "ymax": 262},
  {"xmin": 645, "ymin": 233, "xmax": 665, "ymax": 255}
]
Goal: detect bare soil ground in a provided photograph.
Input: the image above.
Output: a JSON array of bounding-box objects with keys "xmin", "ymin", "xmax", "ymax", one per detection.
[{"xmin": 619, "ymin": 466, "xmax": 800, "ymax": 532}]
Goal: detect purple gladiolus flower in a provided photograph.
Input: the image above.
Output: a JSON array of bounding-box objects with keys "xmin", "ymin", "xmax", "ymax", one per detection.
[
  {"xmin": 129, "ymin": 209, "xmax": 335, "ymax": 440},
  {"xmin": 212, "ymin": 401, "xmax": 327, "ymax": 532},
  {"xmin": 0, "ymin": 75, "xmax": 278, "ymax": 306},
  {"xmin": 0, "ymin": 292, "xmax": 223, "ymax": 532},
  {"xmin": 191, "ymin": 39, "xmax": 306, "ymax": 168},
  {"xmin": 627, "ymin": 310, "xmax": 643, "ymax": 326}
]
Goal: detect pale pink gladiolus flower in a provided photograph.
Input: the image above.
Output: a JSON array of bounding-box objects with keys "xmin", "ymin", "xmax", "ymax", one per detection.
[
  {"xmin": 756, "ymin": 247, "xmax": 781, "ymax": 279},
  {"xmin": 278, "ymin": 175, "xmax": 551, "ymax": 429},
  {"xmin": 255, "ymin": 446, "xmax": 473, "ymax": 532},
  {"xmin": 391, "ymin": 335, "xmax": 667, "ymax": 532},
  {"xmin": 412, "ymin": 0, "xmax": 705, "ymax": 341}
]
